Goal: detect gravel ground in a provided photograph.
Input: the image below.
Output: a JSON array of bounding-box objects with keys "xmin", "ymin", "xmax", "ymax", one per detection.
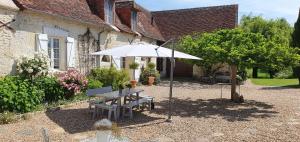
[{"xmin": 0, "ymin": 80, "xmax": 299, "ymax": 142}]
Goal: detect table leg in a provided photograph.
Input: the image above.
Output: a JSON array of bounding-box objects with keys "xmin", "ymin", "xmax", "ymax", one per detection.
[
  {"xmin": 117, "ymin": 98, "xmax": 122, "ymax": 120},
  {"xmin": 137, "ymin": 92, "xmax": 140, "ymax": 110},
  {"xmin": 221, "ymin": 85, "xmax": 223, "ymax": 99}
]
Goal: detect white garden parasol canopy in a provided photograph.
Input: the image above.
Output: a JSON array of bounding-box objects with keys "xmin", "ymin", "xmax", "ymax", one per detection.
[{"xmin": 91, "ymin": 42, "xmax": 201, "ymax": 60}]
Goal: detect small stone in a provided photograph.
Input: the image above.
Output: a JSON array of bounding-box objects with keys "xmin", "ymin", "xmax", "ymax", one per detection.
[
  {"xmin": 274, "ymin": 122, "xmax": 283, "ymax": 126},
  {"xmin": 155, "ymin": 136, "xmax": 175, "ymax": 142},
  {"xmin": 52, "ymin": 127, "xmax": 65, "ymax": 133},
  {"xmin": 0, "ymin": 127, "xmax": 6, "ymax": 134},
  {"xmin": 73, "ymin": 134, "xmax": 89, "ymax": 140},
  {"xmin": 195, "ymin": 137, "xmax": 210, "ymax": 142},
  {"xmin": 16, "ymin": 129, "xmax": 33, "ymax": 136},
  {"xmin": 212, "ymin": 132, "xmax": 224, "ymax": 137},
  {"xmin": 288, "ymin": 122, "xmax": 300, "ymax": 125}
]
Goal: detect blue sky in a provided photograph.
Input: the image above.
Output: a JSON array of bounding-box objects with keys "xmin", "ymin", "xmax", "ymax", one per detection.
[{"xmin": 135, "ymin": 0, "xmax": 299, "ymax": 25}]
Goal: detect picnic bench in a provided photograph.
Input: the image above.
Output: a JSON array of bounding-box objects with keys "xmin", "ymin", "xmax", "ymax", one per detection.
[{"xmin": 86, "ymin": 87, "xmax": 154, "ymax": 120}]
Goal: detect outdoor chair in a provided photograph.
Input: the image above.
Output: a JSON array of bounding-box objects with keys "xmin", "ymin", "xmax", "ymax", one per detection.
[
  {"xmin": 94, "ymin": 103, "xmax": 118, "ymax": 121},
  {"xmin": 130, "ymin": 93, "xmax": 154, "ymax": 110},
  {"xmin": 122, "ymin": 98, "xmax": 149, "ymax": 119},
  {"xmin": 86, "ymin": 86, "xmax": 113, "ymax": 110}
]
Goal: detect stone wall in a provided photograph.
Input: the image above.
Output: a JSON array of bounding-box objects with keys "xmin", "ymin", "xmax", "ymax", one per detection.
[{"xmin": 0, "ymin": 6, "xmax": 18, "ymax": 75}]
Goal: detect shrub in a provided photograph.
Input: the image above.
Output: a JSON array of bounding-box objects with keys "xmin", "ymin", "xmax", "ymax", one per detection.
[
  {"xmin": 57, "ymin": 69, "xmax": 88, "ymax": 98},
  {"xmin": 147, "ymin": 62, "xmax": 156, "ymax": 70},
  {"xmin": 34, "ymin": 76, "xmax": 65, "ymax": 102},
  {"xmin": 129, "ymin": 62, "xmax": 139, "ymax": 70},
  {"xmin": 0, "ymin": 111, "xmax": 17, "ymax": 124},
  {"xmin": 88, "ymin": 78, "xmax": 103, "ymax": 89},
  {"xmin": 16, "ymin": 53, "xmax": 49, "ymax": 79},
  {"xmin": 275, "ymin": 67, "xmax": 295, "ymax": 79},
  {"xmin": 0, "ymin": 76, "xmax": 44, "ymax": 113},
  {"xmin": 88, "ymin": 67, "xmax": 130, "ymax": 90},
  {"xmin": 140, "ymin": 67, "xmax": 160, "ymax": 85}
]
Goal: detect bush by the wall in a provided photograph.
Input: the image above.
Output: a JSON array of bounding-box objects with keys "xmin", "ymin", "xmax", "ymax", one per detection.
[
  {"xmin": 88, "ymin": 78, "xmax": 103, "ymax": 89},
  {"xmin": 16, "ymin": 53, "xmax": 49, "ymax": 79},
  {"xmin": 89, "ymin": 67, "xmax": 130, "ymax": 90},
  {"xmin": 57, "ymin": 69, "xmax": 88, "ymax": 98},
  {"xmin": 0, "ymin": 76, "xmax": 44, "ymax": 113},
  {"xmin": 34, "ymin": 76, "xmax": 65, "ymax": 102}
]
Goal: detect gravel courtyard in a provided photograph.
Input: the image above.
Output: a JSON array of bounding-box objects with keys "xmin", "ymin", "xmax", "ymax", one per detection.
[{"xmin": 0, "ymin": 80, "xmax": 299, "ymax": 142}]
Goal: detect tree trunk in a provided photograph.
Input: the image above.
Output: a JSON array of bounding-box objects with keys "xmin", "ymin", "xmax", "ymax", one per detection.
[
  {"xmin": 252, "ymin": 67, "xmax": 258, "ymax": 78},
  {"xmin": 231, "ymin": 65, "xmax": 244, "ymax": 103},
  {"xmin": 231, "ymin": 65, "xmax": 238, "ymax": 100},
  {"xmin": 292, "ymin": 67, "xmax": 300, "ymax": 85},
  {"xmin": 269, "ymin": 70, "xmax": 275, "ymax": 79}
]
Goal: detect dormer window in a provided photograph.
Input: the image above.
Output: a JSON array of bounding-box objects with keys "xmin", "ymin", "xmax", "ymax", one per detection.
[
  {"xmin": 131, "ymin": 11, "xmax": 137, "ymax": 31},
  {"xmin": 104, "ymin": 0, "xmax": 114, "ymax": 24}
]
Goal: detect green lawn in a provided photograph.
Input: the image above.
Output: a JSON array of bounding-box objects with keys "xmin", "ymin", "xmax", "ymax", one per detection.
[{"xmin": 251, "ymin": 78, "xmax": 300, "ymax": 88}]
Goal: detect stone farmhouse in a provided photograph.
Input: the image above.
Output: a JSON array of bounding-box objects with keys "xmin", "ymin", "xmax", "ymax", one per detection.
[{"xmin": 0, "ymin": 0, "xmax": 238, "ymax": 79}]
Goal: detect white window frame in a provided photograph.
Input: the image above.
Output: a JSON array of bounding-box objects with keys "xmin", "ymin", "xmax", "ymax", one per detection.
[
  {"xmin": 131, "ymin": 11, "xmax": 137, "ymax": 31},
  {"xmin": 105, "ymin": 0, "xmax": 114, "ymax": 25},
  {"xmin": 48, "ymin": 37, "xmax": 60, "ymax": 69}
]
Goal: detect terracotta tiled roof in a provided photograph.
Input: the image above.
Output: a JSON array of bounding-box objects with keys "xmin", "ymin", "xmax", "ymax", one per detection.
[
  {"xmin": 13, "ymin": 0, "xmax": 107, "ymax": 27},
  {"xmin": 152, "ymin": 5, "xmax": 238, "ymax": 40},
  {"xmin": 12, "ymin": 0, "xmax": 238, "ymax": 42},
  {"xmin": 135, "ymin": 4, "xmax": 164, "ymax": 41},
  {"xmin": 115, "ymin": 1, "xmax": 164, "ymax": 41}
]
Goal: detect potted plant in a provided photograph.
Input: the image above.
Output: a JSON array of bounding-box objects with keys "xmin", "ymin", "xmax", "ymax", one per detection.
[
  {"xmin": 147, "ymin": 62, "xmax": 156, "ymax": 86},
  {"xmin": 129, "ymin": 62, "xmax": 139, "ymax": 88}
]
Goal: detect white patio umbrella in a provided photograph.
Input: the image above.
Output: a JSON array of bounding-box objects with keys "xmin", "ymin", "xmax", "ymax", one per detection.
[
  {"xmin": 91, "ymin": 42, "xmax": 200, "ymax": 60},
  {"xmin": 91, "ymin": 41, "xmax": 201, "ymax": 122}
]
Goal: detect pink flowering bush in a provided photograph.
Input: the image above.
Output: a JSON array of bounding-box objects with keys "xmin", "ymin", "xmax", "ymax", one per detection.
[{"xmin": 58, "ymin": 69, "xmax": 88, "ymax": 98}]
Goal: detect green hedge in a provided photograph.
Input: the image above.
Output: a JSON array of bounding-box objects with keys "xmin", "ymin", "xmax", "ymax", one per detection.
[
  {"xmin": 0, "ymin": 76, "xmax": 44, "ymax": 113},
  {"xmin": 34, "ymin": 76, "xmax": 65, "ymax": 102},
  {"xmin": 88, "ymin": 67, "xmax": 130, "ymax": 90}
]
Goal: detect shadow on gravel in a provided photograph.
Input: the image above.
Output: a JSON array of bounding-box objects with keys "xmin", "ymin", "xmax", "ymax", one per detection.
[
  {"xmin": 259, "ymin": 85, "xmax": 300, "ymax": 90},
  {"xmin": 152, "ymin": 98, "xmax": 278, "ymax": 122},
  {"xmin": 46, "ymin": 108, "xmax": 162, "ymax": 134},
  {"xmin": 159, "ymin": 78, "xmax": 226, "ymax": 90}
]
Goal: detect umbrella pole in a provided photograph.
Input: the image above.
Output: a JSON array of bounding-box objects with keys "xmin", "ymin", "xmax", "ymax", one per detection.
[{"xmin": 167, "ymin": 40, "xmax": 175, "ymax": 122}]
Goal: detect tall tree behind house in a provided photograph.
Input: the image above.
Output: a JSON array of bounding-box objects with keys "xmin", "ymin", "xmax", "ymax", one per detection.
[{"xmin": 292, "ymin": 9, "xmax": 300, "ymax": 85}]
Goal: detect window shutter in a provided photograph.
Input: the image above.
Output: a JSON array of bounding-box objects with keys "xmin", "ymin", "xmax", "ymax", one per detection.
[
  {"xmin": 67, "ymin": 37, "xmax": 76, "ymax": 68},
  {"xmin": 36, "ymin": 34, "xmax": 48, "ymax": 54},
  {"xmin": 112, "ymin": 56, "xmax": 121, "ymax": 70}
]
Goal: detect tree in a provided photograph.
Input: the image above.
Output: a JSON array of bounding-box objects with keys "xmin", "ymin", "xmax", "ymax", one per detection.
[
  {"xmin": 180, "ymin": 28, "xmax": 299, "ymax": 103},
  {"xmin": 292, "ymin": 10, "xmax": 300, "ymax": 85},
  {"xmin": 240, "ymin": 15, "xmax": 293, "ymax": 78}
]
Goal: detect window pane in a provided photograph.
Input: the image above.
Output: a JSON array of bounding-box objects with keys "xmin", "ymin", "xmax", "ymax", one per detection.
[
  {"xmin": 105, "ymin": 0, "xmax": 114, "ymax": 24},
  {"xmin": 48, "ymin": 40, "xmax": 51, "ymax": 58},
  {"xmin": 53, "ymin": 39, "xmax": 59, "ymax": 48},
  {"xmin": 52, "ymin": 38, "xmax": 60, "ymax": 69},
  {"xmin": 54, "ymin": 59, "xmax": 59, "ymax": 69},
  {"xmin": 131, "ymin": 11, "xmax": 137, "ymax": 31}
]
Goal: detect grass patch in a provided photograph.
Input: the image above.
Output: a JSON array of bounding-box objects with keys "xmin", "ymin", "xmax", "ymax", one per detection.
[{"xmin": 251, "ymin": 78, "xmax": 300, "ymax": 88}]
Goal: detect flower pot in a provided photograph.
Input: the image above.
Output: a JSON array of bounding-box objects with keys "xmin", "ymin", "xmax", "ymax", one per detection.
[
  {"xmin": 130, "ymin": 80, "xmax": 138, "ymax": 88},
  {"xmin": 148, "ymin": 76, "xmax": 155, "ymax": 86}
]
